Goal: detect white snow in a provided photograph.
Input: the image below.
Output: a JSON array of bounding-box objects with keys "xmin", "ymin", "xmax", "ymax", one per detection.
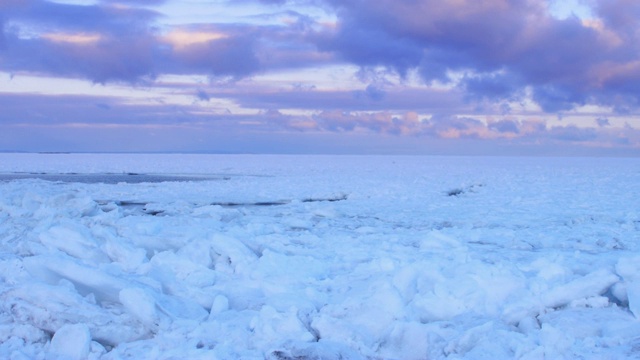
[
  {"xmin": 0, "ymin": 153, "xmax": 640, "ymax": 359},
  {"xmin": 48, "ymin": 323, "xmax": 91, "ymax": 360}
]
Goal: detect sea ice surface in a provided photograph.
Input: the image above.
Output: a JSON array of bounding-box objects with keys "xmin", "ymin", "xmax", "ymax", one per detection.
[{"xmin": 0, "ymin": 153, "xmax": 639, "ymax": 359}]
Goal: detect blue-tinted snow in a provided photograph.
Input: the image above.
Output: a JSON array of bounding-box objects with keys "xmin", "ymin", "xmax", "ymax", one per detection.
[{"xmin": 0, "ymin": 153, "xmax": 639, "ymax": 359}]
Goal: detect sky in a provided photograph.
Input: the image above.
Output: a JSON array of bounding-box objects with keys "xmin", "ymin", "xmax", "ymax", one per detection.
[{"xmin": 1, "ymin": 0, "xmax": 640, "ymax": 155}]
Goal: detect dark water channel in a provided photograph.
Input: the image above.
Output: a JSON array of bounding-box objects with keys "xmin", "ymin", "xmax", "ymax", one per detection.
[{"xmin": 0, "ymin": 172, "xmax": 223, "ymax": 184}]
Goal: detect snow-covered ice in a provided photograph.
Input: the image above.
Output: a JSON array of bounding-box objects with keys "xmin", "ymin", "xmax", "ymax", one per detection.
[{"xmin": 1, "ymin": 153, "xmax": 639, "ymax": 359}]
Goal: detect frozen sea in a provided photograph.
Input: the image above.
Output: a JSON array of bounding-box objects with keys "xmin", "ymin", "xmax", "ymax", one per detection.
[{"xmin": 0, "ymin": 153, "xmax": 639, "ymax": 359}]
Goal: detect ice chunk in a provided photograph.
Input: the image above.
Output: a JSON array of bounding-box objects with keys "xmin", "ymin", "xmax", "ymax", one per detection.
[
  {"xmin": 380, "ymin": 322, "xmax": 434, "ymax": 360},
  {"xmin": 144, "ymin": 250, "xmax": 217, "ymax": 309},
  {"xmin": 616, "ymin": 256, "xmax": 640, "ymax": 318},
  {"xmin": 541, "ymin": 269, "xmax": 619, "ymax": 309},
  {"xmin": 419, "ymin": 230, "xmax": 466, "ymax": 251},
  {"xmin": 177, "ymin": 240, "xmax": 215, "ymax": 268},
  {"xmin": 251, "ymin": 305, "xmax": 316, "ymax": 348},
  {"xmin": 148, "ymin": 251, "xmax": 216, "ymax": 287},
  {"xmin": 209, "ymin": 295, "xmax": 229, "ymax": 318},
  {"xmin": 119, "ymin": 288, "xmax": 159, "ymax": 330},
  {"xmin": 24, "ymin": 254, "xmax": 207, "ymax": 322},
  {"xmin": 312, "ymin": 280, "xmax": 405, "ymax": 350},
  {"xmin": 538, "ymin": 306, "xmax": 634, "ymax": 342},
  {"xmin": 2, "ymin": 282, "xmax": 146, "ymax": 346},
  {"xmin": 191, "ymin": 204, "xmax": 224, "ymax": 219},
  {"xmin": 153, "ymin": 291, "xmax": 208, "ymax": 321},
  {"xmin": 48, "ymin": 323, "xmax": 91, "ymax": 360},
  {"xmin": 503, "ymin": 269, "xmax": 619, "ymax": 324},
  {"xmin": 538, "ymin": 324, "xmax": 573, "ymax": 356},
  {"xmin": 24, "ymin": 255, "xmax": 128, "ymax": 303},
  {"xmin": 92, "ymin": 224, "xmax": 148, "ymax": 270},
  {"xmin": 39, "ymin": 224, "xmax": 110, "ymax": 263},
  {"xmin": 252, "ymin": 249, "xmax": 327, "ymax": 284},
  {"xmin": 102, "ymin": 237, "xmax": 148, "ymax": 271},
  {"xmin": 209, "ymin": 234, "xmax": 258, "ymax": 273}
]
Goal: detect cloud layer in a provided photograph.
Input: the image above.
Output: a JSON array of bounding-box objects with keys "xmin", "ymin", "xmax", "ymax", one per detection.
[
  {"xmin": 320, "ymin": 0, "xmax": 640, "ymax": 112},
  {"xmin": 1, "ymin": 0, "xmax": 640, "ymax": 153}
]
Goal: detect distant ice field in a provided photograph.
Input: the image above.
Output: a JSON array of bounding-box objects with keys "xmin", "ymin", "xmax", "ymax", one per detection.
[{"xmin": 0, "ymin": 153, "xmax": 639, "ymax": 359}]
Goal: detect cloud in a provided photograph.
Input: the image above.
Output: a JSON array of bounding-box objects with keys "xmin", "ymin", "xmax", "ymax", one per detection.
[
  {"xmin": 195, "ymin": 89, "xmax": 211, "ymax": 102},
  {"xmin": 462, "ymin": 72, "xmax": 525, "ymax": 103},
  {"xmin": 0, "ymin": 1, "xmax": 331, "ymax": 82},
  {"xmin": 0, "ymin": 24, "xmax": 5, "ymax": 51},
  {"xmin": 488, "ymin": 119, "xmax": 520, "ymax": 134},
  {"xmin": 3, "ymin": 0, "xmax": 640, "ymax": 131},
  {"xmin": 315, "ymin": 23, "xmax": 423, "ymax": 76},
  {"xmin": 0, "ymin": 2, "xmax": 269, "ymax": 82},
  {"xmin": 9, "ymin": 0, "xmax": 159, "ymax": 34},
  {"xmin": 212, "ymin": 86, "xmax": 468, "ymax": 113},
  {"xmin": 0, "ymin": 93, "xmax": 201, "ymax": 125},
  {"xmin": 2, "ymin": 92, "xmax": 639, "ymax": 154},
  {"xmin": 100, "ymin": 0, "xmax": 167, "ymax": 4},
  {"xmin": 166, "ymin": 31, "xmax": 261, "ymax": 77},
  {"xmin": 595, "ymin": 0, "xmax": 640, "ymax": 35},
  {"xmin": 315, "ymin": 0, "xmax": 640, "ymax": 113},
  {"xmin": 1, "ymin": 1, "xmax": 161, "ymax": 82},
  {"xmin": 531, "ymin": 85, "xmax": 587, "ymax": 113},
  {"xmin": 3, "ymin": 33, "xmax": 157, "ymax": 83},
  {"xmin": 353, "ymin": 84, "xmax": 386, "ymax": 102},
  {"xmin": 548, "ymin": 125, "xmax": 598, "ymax": 142},
  {"xmin": 596, "ymin": 117, "xmax": 610, "ymax": 127}
]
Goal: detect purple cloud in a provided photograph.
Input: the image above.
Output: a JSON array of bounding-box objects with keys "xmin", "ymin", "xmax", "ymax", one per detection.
[
  {"xmin": 1, "ymin": 92, "xmax": 639, "ymax": 154},
  {"xmin": 213, "ymin": 86, "xmax": 468, "ymax": 113},
  {"xmin": 0, "ymin": 21, "xmax": 5, "ymax": 51},
  {"xmin": 353, "ymin": 84, "xmax": 386, "ymax": 102},
  {"xmin": 0, "ymin": 1, "xmax": 333, "ymax": 82},
  {"xmin": 315, "ymin": 0, "xmax": 640, "ymax": 112},
  {"xmin": 596, "ymin": 117, "xmax": 610, "ymax": 127},
  {"xmin": 196, "ymin": 89, "xmax": 211, "ymax": 102},
  {"xmin": 3, "ymin": 0, "xmax": 639, "ymax": 115},
  {"xmin": 488, "ymin": 119, "xmax": 520, "ymax": 134},
  {"xmin": 1, "ymin": 0, "xmax": 160, "ymax": 82},
  {"xmin": 8, "ymin": 0, "xmax": 159, "ymax": 34},
  {"xmin": 0, "ymin": 2, "xmax": 265, "ymax": 82},
  {"xmin": 548, "ymin": 125, "xmax": 598, "ymax": 142},
  {"xmin": 2, "ymin": 0, "xmax": 640, "ymax": 156},
  {"xmin": 167, "ymin": 32, "xmax": 261, "ymax": 77}
]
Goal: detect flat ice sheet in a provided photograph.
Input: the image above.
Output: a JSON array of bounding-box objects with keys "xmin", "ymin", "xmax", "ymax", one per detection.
[{"xmin": 0, "ymin": 154, "xmax": 639, "ymax": 359}]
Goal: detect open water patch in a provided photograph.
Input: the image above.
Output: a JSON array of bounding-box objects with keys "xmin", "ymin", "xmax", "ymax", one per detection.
[
  {"xmin": 0, "ymin": 172, "xmax": 228, "ymax": 184},
  {"xmin": 98, "ymin": 193, "xmax": 350, "ymax": 216}
]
